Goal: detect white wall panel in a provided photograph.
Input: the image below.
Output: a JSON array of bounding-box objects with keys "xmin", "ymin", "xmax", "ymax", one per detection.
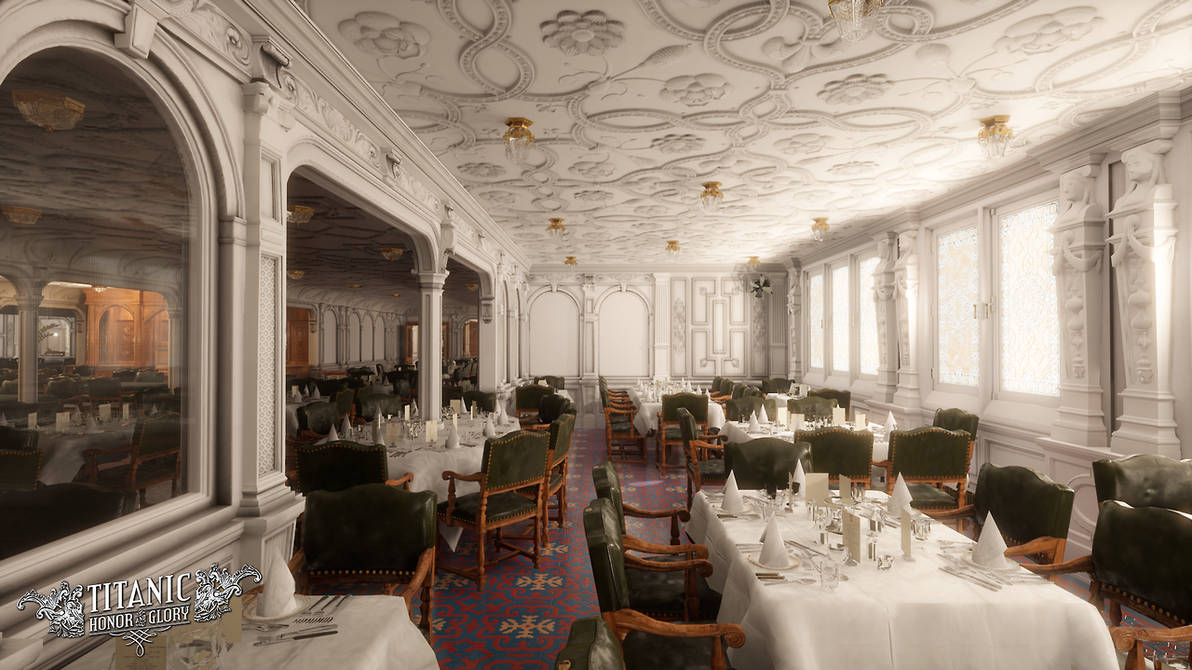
[
  {"xmin": 599, "ymin": 292, "xmax": 649, "ymax": 376},
  {"xmin": 529, "ymin": 291, "xmax": 580, "ymax": 376},
  {"xmin": 348, "ymin": 312, "xmax": 361, "ymax": 362},
  {"xmin": 320, "ymin": 310, "xmax": 337, "ymax": 364}
]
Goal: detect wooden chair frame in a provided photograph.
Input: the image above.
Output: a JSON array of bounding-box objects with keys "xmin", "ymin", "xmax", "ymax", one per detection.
[
  {"xmin": 83, "ymin": 416, "xmax": 182, "ymax": 508},
  {"xmin": 600, "ymin": 609, "xmax": 744, "ymax": 670},
  {"xmin": 604, "ymin": 406, "xmax": 646, "ymax": 463},
  {"xmin": 885, "ymin": 427, "xmax": 974, "ymax": 509},
  {"xmin": 657, "ymin": 407, "xmax": 706, "ymax": 473}
]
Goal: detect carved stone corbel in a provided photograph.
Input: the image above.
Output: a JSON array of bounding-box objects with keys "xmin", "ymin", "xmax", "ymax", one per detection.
[{"xmin": 115, "ymin": 1, "xmax": 162, "ymax": 59}]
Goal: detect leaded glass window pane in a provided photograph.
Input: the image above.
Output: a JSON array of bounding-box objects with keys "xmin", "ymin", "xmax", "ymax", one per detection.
[
  {"xmin": 832, "ymin": 264, "xmax": 849, "ymax": 373},
  {"xmin": 937, "ymin": 227, "xmax": 979, "ymax": 387},
  {"xmin": 999, "ymin": 201, "xmax": 1060, "ymax": 396},
  {"xmin": 808, "ymin": 272, "xmax": 824, "ymax": 369},
  {"xmin": 859, "ymin": 256, "xmax": 879, "ymax": 375}
]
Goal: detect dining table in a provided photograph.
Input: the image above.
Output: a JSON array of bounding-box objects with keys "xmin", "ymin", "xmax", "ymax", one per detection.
[
  {"xmin": 685, "ymin": 489, "xmax": 1119, "ymax": 670},
  {"xmin": 37, "ymin": 422, "xmax": 137, "ymax": 485},
  {"xmin": 720, "ymin": 420, "xmax": 891, "ymax": 462},
  {"xmin": 627, "ymin": 388, "xmax": 726, "ymax": 436},
  {"xmin": 65, "ymin": 594, "xmax": 439, "ymax": 670}
]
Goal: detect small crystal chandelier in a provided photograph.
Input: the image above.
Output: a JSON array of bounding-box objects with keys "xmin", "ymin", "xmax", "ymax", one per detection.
[
  {"xmin": 978, "ymin": 115, "xmax": 1013, "ymax": 159},
  {"xmin": 546, "ymin": 217, "xmax": 566, "ymax": 239},
  {"xmin": 390, "ymin": 292, "xmax": 401, "ymax": 297},
  {"xmin": 828, "ymin": 0, "xmax": 883, "ymax": 42},
  {"xmin": 286, "ymin": 270, "xmax": 305, "ymax": 280},
  {"xmin": 380, "ymin": 247, "xmax": 405, "ymax": 261},
  {"xmin": 13, "ymin": 90, "xmax": 85, "ymax": 131},
  {"xmin": 699, "ymin": 181, "xmax": 723, "ymax": 213},
  {"xmin": 348, "ymin": 283, "xmax": 362, "ymax": 289},
  {"xmin": 564, "ymin": 256, "xmax": 578, "ymax": 266},
  {"xmin": 466, "ymin": 283, "xmax": 479, "ymax": 292},
  {"xmin": 811, "ymin": 217, "xmax": 830, "ymax": 242},
  {"xmin": 666, "ymin": 240, "xmax": 680, "ymax": 257},
  {"xmin": 1, "ymin": 206, "xmax": 41, "ymax": 226},
  {"xmin": 287, "ymin": 205, "xmax": 314, "ymax": 225},
  {"xmin": 746, "ymin": 255, "xmax": 761, "ymax": 270},
  {"xmin": 502, "ymin": 117, "xmax": 534, "ymax": 163}
]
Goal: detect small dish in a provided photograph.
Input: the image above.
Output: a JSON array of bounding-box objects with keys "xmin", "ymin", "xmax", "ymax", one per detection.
[{"xmin": 747, "ymin": 551, "xmax": 801, "ymax": 571}]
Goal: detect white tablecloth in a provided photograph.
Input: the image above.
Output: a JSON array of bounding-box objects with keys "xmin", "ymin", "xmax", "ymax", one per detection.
[
  {"xmin": 627, "ymin": 389, "xmax": 726, "ymax": 436},
  {"xmin": 67, "ymin": 595, "xmax": 439, "ymax": 670},
  {"xmin": 38, "ymin": 424, "xmax": 136, "ymax": 485},
  {"xmin": 286, "ymin": 399, "xmax": 324, "ymax": 437},
  {"xmin": 686, "ymin": 491, "xmax": 1117, "ymax": 670},
  {"xmin": 721, "ymin": 421, "xmax": 890, "ymax": 461}
]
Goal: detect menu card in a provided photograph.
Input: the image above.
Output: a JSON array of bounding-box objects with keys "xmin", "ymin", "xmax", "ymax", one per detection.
[
  {"xmin": 404, "ymin": 404, "xmax": 411, "ymax": 420},
  {"xmin": 843, "ymin": 511, "xmax": 862, "ymax": 563},
  {"xmin": 775, "ymin": 406, "xmax": 788, "ymax": 427},
  {"xmin": 790, "ymin": 412, "xmax": 803, "ymax": 431},
  {"xmin": 220, "ymin": 595, "xmax": 243, "ymax": 644},
  {"xmin": 98, "ymin": 403, "xmax": 112, "ymax": 423},
  {"xmin": 901, "ymin": 508, "xmax": 913, "ymax": 558},
  {"xmin": 55, "ymin": 411, "xmax": 71, "ymax": 433},
  {"xmin": 832, "ymin": 407, "xmax": 846, "ymax": 426},
  {"xmin": 855, "ymin": 412, "xmax": 867, "ymax": 429},
  {"xmin": 805, "ymin": 472, "xmax": 829, "ymax": 504},
  {"xmin": 839, "ymin": 475, "xmax": 851, "ymax": 499},
  {"xmin": 425, "ymin": 420, "xmax": 438, "ymax": 442},
  {"xmin": 113, "ymin": 636, "xmax": 166, "ymax": 669},
  {"xmin": 27, "ymin": 412, "xmax": 37, "ymax": 430},
  {"xmin": 122, "ymin": 403, "xmax": 132, "ymax": 421},
  {"xmin": 450, "ymin": 399, "xmax": 463, "ymax": 415}
]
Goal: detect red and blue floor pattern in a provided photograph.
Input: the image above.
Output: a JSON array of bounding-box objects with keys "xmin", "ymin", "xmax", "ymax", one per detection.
[{"xmin": 327, "ymin": 427, "xmax": 1188, "ymax": 668}]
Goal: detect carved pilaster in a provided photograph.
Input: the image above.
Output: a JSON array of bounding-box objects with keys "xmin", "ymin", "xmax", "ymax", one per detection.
[
  {"xmin": 418, "ymin": 271, "xmax": 448, "ymax": 417},
  {"xmin": 892, "ymin": 225, "xmax": 921, "ymax": 412},
  {"xmin": 873, "ymin": 232, "xmax": 899, "ymax": 402},
  {"xmin": 1106, "ymin": 140, "xmax": 1179, "ymax": 456},
  {"xmin": 785, "ymin": 263, "xmax": 802, "ymax": 380}
]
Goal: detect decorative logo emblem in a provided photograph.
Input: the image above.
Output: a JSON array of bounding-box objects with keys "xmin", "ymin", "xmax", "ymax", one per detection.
[{"xmin": 16, "ymin": 563, "xmax": 261, "ymax": 656}]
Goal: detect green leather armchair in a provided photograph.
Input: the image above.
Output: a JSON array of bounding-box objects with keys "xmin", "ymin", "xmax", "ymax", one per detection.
[
  {"xmin": 332, "ymin": 389, "xmax": 355, "ymax": 420},
  {"xmin": 582, "ymin": 498, "xmax": 744, "ymax": 666},
  {"xmin": 0, "ymin": 427, "xmax": 40, "ymax": 491},
  {"xmin": 516, "ymin": 384, "xmax": 555, "ymax": 424},
  {"xmin": 463, "ymin": 390, "xmax": 496, "ymax": 413},
  {"xmin": 538, "ymin": 394, "xmax": 577, "ymax": 426},
  {"xmin": 798, "ymin": 427, "xmax": 873, "ymax": 486},
  {"xmin": 295, "ymin": 440, "xmax": 409, "ymax": 493},
  {"xmin": 440, "ymin": 430, "xmax": 551, "ymax": 588},
  {"xmin": 932, "ymin": 407, "xmax": 980, "ymax": 440},
  {"xmin": 761, "ymin": 377, "xmax": 794, "ymax": 394},
  {"xmin": 541, "ymin": 413, "xmax": 576, "ymax": 538},
  {"xmin": 887, "ymin": 427, "xmax": 973, "ymax": 510},
  {"xmin": 0, "ymin": 483, "xmax": 134, "ymax": 560},
  {"xmin": 927, "ymin": 463, "xmax": 1073, "ymax": 563},
  {"xmin": 808, "ymin": 388, "xmax": 850, "ymax": 414},
  {"xmin": 787, "ymin": 396, "xmax": 837, "ymax": 422},
  {"xmin": 534, "ymin": 375, "xmax": 566, "ymax": 390},
  {"xmin": 84, "ymin": 414, "xmax": 183, "ymax": 508},
  {"xmin": 554, "ymin": 615, "xmax": 743, "ymax": 670},
  {"xmin": 679, "ymin": 408, "xmax": 726, "ymax": 508},
  {"xmin": 1029, "ymin": 500, "xmax": 1192, "ymax": 670},
  {"xmin": 724, "ymin": 438, "xmax": 811, "ymax": 495},
  {"xmin": 725, "ymin": 396, "xmax": 777, "ymax": 423},
  {"xmin": 602, "ymin": 386, "xmax": 645, "ymax": 463},
  {"xmin": 356, "ymin": 393, "xmax": 403, "ymax": 422},
  {"xmin": 658, "ymin": 393, "xmax": 708, "ymax": 471},
  {"xmin": 593, "ymin": 462, "xmax": 689, "ymax": 545},
  {"xmin": 296, "ymin": 401, "xmax": 338, "ymax": 437},
  {"xmin": 1093, "ymin": 453, "xmax": 1192, "ymax": 514},
  {"xmin": 296, "ymin": 483, "xmax": 436, "ymax": 633},
  {"xmin": 730, "ymin": 383, "xmax": 762, "ymax": 400}
]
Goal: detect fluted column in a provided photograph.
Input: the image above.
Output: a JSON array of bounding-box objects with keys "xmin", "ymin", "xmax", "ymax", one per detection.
[
  {"xmin": 1107, "ymin": 140, "xmax": 1179, "ymax": 456},
  {"xmin": 418, "ymin": 271, "xmax": 447, "ymax": 418},
  {"xmin": 873, "ymin": 232, "xmax": 898, "ymax": 403},
  {"xmin": 891, "ymin": 227, "xmax": 922, "ymax": 413},
  {"xmin": 16, "ymin": 284, "xmax": 44, "ymax": 404}
]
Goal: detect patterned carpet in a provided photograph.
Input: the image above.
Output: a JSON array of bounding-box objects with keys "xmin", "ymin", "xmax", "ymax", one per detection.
[{"xmin": 321, "ymin": 426, "xmax": 1187, "ymax": 668}]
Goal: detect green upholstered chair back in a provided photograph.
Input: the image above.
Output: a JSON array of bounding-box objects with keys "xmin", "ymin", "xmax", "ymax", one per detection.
[
  {"xmin": 725, "ymin": 396, "xmax": 761, "ymax": 423},
  {"xmin": 718, "ymin": 378, "xmax": 734, "ymax": 396},
  {"xmin": 0, "ymin": 447, "xmax": 41, "ymax": 490},
  {"xmin": 712, "ymin": 376, "xmax": 725, "ymax": 392},
  {"xmin": 357, "ymin": 393, "xmax": 402, "ymax": 421},
  {"xmin": 534, "ymin": 375, "xmax": 566, "ymax": 390},
  {"xmin": 45, "ymin": 378, "xmax": 79, "ymax": 398},
  {"xmin": 332, "ymin": 389, "xmax": 355, "ymax": 417},
  {"xmin": 676, "ymin": 407, "xmax": 698, "ymax": 446},
  {"xmin": 1091, "ymin": 500, "xmax": 1192, "ymax": 623},
  {"xmin": 933, "ymin": 408, "xmax": 979, "ymax": 438},
  {"xmin": 731, "ymin": 383, "xmax": 762, "ymax": 399},
  {"xmin": 583, "ymin": 497, "xmax": 631, "ymax": 612},
  {"xmin": 762, "ymin": 378, "xmax": 792, "ymax": 394},
  {"xmin": 725, "ymin": 438, "xmax": 812, "ymax": 494},
  {"xmin": 549, "ymin": 413, "xmax": 576, "ymax": 464},
  {"xmin": 598, "ymin": 385, "xmax": 612, "ymax": 409},
  {"xmin": 889, "ymin": 427, "xmax": 971, "ymax": 478},
  {"xmin": 787, "ymin": 396, "xmax": 837, "ymax": 421},
  {"xmin": 463, "ymin": 390, "xmax": 496, "ymax": 413},
  {"xmin": 0, "ymin": 483, "xmax": 134, "ymax": 560},
  {"xmin": 134, "ymin": 414, "xmax": 181, "ymax": 459},
  {"xmin": 973, "ymin": 463, "xmax": 1073, "ymax": 544},
  {"xmin": 295, "ymin": 440, "xmax": 389, "ymax": 493},
  {"xmin": 302, "ymin": 483, "xmax": 436, "ymax": 574},
  {"xmin": 516, "ymin": 384, "xmax": 555, "ymax": 412},
  {"xmin": 661, "ymin": 392, "xmax": 707, "ymax": 423},
  {"xmin": 808, "ymin": 388, "xmax": 850, "ymax": 413},
  {"xmin": 800, "ymin": 427, "xmax": 873, "ymax": 480},
  {"xmin": 591, "ymin": 461, "xmax": 627, "ymax": 534},
  {"xmin": 88, "ymin": 378, "xmax": 122, "ymax": 398},
  {"xmin": 0, "ymin": 427, "xmax": 38, "ymax": 451},
  {"xmin": 297, "ymin": 401, "xmax": 337, "ymax": 434},
  {"xmin": 482, "ymin": 430, "xmax": 550, "ymax": 491},
  {"xmin": 554, "ymin": 617, "xmax": 624, "ymax": 670},
  {"xmin": 1093, "ymin": 454, "xmax": 1192, "ymax": 514},
  {"xmin": 540, "ymin": 394, "xmax": 576, "ymax": 424}
]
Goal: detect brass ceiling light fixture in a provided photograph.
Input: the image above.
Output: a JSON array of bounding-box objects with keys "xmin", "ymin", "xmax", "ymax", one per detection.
[
  {"xmin": 546, "ymin": 217, "xmax": 566, "ymax": 239},
  {"xmin": 699, "ymin": 181, "xmax": 723, "ymax": 213},
  {"xmin": 666, "ymin": 240, "xmax": 681, "ymax": 257},
  {"xmin": 746, "ymin": 255, "xmax": 761, "ymax": 270},
  {"xmin": 347, "ymin": 283, "xmax": 362, "ymax": 289},
  {"xmin": 563, "ymin": 256, "xmax": 578, "ymax": 266},
  {"xmin": 286, "ymin": 205, "xmax": 314, "ymax": 225},
  {"xmin": 811, "ymin": 217, "xmax": 830, "ymax": 242},
  {"xmin": 389, "ymin": 292, "xmax": 401, "ymax": 297},
  {"xmin": 466, "ymin": 282, "xmax": 479, "ymax": 292},
  {"xmin": 12, "ymin": 90, "xmax": 85, "ymax": 131},
  {"xmin": 828, "ymin": 0, "xmax": 883, "ymax": 42},
  {"xmin": 380, "ymin": 246, "xmax": 405, "ymax": 261},
  {"xmin": 502, "ymin": 117, "xmax": 534, "ymax": 163},
  {"xmin": 286, "ymin": 269, "xmax": 305, "ymax": 280},
  {"xmin": 1, "ymin": 206, "xmax": 41, "ymax": 226},
  {"xmin": 978, "ymin": 115, "xmax": 1013, "ymax": 159}
]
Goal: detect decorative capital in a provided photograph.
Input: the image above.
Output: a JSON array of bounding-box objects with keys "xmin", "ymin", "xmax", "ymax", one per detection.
[{"xmin": 1111, "ymin": 139, "xmax": 1174, "ymax": 214}]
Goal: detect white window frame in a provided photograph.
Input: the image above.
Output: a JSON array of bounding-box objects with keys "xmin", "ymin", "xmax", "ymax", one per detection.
[{"xmin": 828, "ymin": 260, "xmax": 851, "ymax": 378}]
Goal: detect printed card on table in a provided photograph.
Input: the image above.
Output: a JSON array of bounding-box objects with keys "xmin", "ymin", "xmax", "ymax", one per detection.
[
  {"xmin": 901, "ymin": 508, "xmax": 913, "ymax": 557},
  {"xmin": 832, "ymin": 407, "xmax": 847, "ymax": 426},
  {"xmin": 450, "ymin": 399, "xmax": 463, "ymax": 415},
  {"xmin": 27, "ymin": 412, "xmax": 37, "ymax": 430},
  {"xmin": 426, "ymin": 420, "xmax": 438, "ymax": 442},
  {"xmin": 56, "ymin": 411, "xmax": 70, "ymax": 433},
  {"xmin": 843, "ymin": 511, "xmax": 862, "ymax": 563},
  {"xmin": 805, "ymin": 472, "xmax": 829, "ymax": 504},
  {"xmin": 839, "ymin": 475, "xmax": 851, "ymax": 500},
  {"xmin": 122, "ymin": 402, "xmax": 132, "ymax": 420},
  {"xmin": 220, "ymin": 594, "xmax": 243, "ymax": 644},
  {"xmin": 113, "ymin": 636, "xmax": 166, "ymax": 670},
  {"xmin": 98, "ymin": 403, "xmax": 112, "ymax": 423}
]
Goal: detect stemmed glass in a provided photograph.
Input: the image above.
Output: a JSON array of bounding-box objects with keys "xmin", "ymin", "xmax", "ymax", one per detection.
[
  {"xmin": 850, "ymin": 483, "xmax": 867, "ymax": 508},
  {"xmin": 814, "ymin": 504, "xmax": 831, "ymax": 545}
]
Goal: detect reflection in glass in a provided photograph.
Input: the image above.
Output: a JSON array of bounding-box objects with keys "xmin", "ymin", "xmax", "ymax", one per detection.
[
  {"xmin": 999, "ymin": 201, "xmax": 1060, "ymax": 396},
  {"xmin": 859, "ymin": 256, "xmax": 879, "ymax": 375},
  {"xmin": 937, "ymin": 227, "xmax": 979, "ymax": 387},
  {"xmin": 808, "ymin": 273, "xmax": 824, "ymax": 369}
]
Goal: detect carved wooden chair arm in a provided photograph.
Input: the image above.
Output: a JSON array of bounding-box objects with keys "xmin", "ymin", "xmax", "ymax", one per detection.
[
  {"xmin": 1003, "ymin": 536, "xmax": 1064, "ymax": 559},
  {"xmin": 623, "ymin": 535, "xmax": 708, "ymax": 559},
  {"xmin": 1111, "ymin": 624, "xmax": 1192, "ymax": 670},
  {"xmin": 441, "ymin": 470, "xmax": 484, "ymax": 482},
  {"xmin": 1021, "ymin": 553, "xmax": 1092, "ymax": 577},
  {"xmin": 397, "ymin": 548, "xmax": 435, "ymax": 619},
  {"xmin": 624, "ymin": 553, "xmax": 713, "ymax": 577},
  {"xmin": 609, "ymin": 609, "xmax": 745, "ymax": 670},
  {"xmin": 692, "ymin": 439, "xmax": 723, "ymax": 452},
  {"xmin": 623, "ymin": 502, "xmax": 691, "ymax": 522},
  {"xmin": 386, "ymin": 473, "xmax": 414, "ymax": 490},
  {"xmin": 923, "ymin": 504, "xmax": 975, "ymax": 520}
]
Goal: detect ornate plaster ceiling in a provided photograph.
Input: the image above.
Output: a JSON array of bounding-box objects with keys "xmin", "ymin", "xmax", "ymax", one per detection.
[
  {"xmin": 305, "ymin": 0, "xmax": 1192, "ymax": 264},
  {"xmin": 287, "ymin": 173, "xmax": 480, "ymax": 314}
]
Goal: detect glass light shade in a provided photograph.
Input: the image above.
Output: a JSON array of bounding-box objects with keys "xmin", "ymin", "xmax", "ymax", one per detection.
[
  {"xmin": 92, "ymin": 286, "xmax": 109, "ymax": 294},
  {"xmin": 978, "ymin": 115, "xmax": 1013, "ymax": 159},
  {"xmin": 390, "ymin": 292, "xmax": 401, "ymax": 297},
  {"xmin": 699, "ymin": 181, "xmax": 723, "ymax": 213},
  {"xmin": 811, "ymin": 217, "xmax": 830, "ymax": 242},
  {"xmin": 503, "ymin": 117, "xmax": 534, "ymax": 163},
  {"xmin": 546, "ymin": 217, "xmax": 566, "ymax": 239},
  {"xmin": 828, "ymin": 0, "xmax": 882, "ymax": 42},
  {"xmin": 380, "ymin": 246, "xmax": 405, "ymax": 261},
  {"xmin": 1, "ymin": 205, "xmax": 41, "ymax": 226},
  {"xmin": 746, "ymin": 255, "xmax": 761, "ymax": 269},
  {"xmin": 563, "ymin": 256, "xmax": 578, "ymax": 266},
  {"xmin": 287, "ymin": 205, "xmax": 314, "ymax": 225},
  {"xmin": 348, "ymin": 283, "xmax": 362, "ymax": 289},
  {"xmin": 666, "ymin": 240, "xmax": 680, "ymax": 256},
  {"xmin": 12, "ymin": 90, "xmax": 85, "ymax": 131},
  {"xmin": 466, "ymin": 283, "xmax": 479, "ymax": 292},
  {"xmin": 286, "ymin": 270, "xmax": 305, "ymax": 280}
]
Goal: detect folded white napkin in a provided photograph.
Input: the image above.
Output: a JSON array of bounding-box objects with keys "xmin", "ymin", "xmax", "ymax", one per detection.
[
  {"xmin": 257, "ymin": 544, "xmax": 300, "ymax": 618},
  {"xmin": 887, "ymin": 473, "xmax": 912, "ymax": 514},
  {"xmin": 885, "ymin": 410, "xmax": 897, "ymax": 432},
  {"xmin": 445, "ymin": 423, "xmax": 461, "ymax": 449},
  {"xmin": 792, "ymin": 458, "xmax": 806, "ymax": 497},
  {"xmin": 312, "ymin": 387, "xmax": 322, "ymax": 400},
  {"xmin": 759, "ymin": 515, "xmax": 790, "ymax": 568},
  {"xmin": 722, "ymin": 471, "xmax": 744, "ymax": 514},
  {"xmin": 973, "ymin": 512, "xmax": 1009, "ymax": 570},
  {"xmin": 340, "ymin": 416, "xmax": 352, "ymax": 437},
  {"xmin": 482, "ymin": 418, "xmax": 497, "ymax": 438},
  {"xmin": 327, "ymin": 425, "xmax": 339, "ymax": 441},
  {"xmin": 747, "ymin": 412, "xmax": 762, "ymax": 433},
  {"xmin": 758, "ymin": 403, "xmax": 770, "ymax": 424}
]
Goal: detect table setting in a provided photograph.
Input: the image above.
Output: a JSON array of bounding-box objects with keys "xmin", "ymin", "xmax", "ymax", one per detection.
[
  {"xmin": 686, "ymin": 473, "xmax": 1119, "ymax": 669},
  {"xmin": 720, "ymin": 411, "xmax": 892, "ymax": 462},
  {"xmin": 626, "ymin": 384, "xmax": 726, "ymax": 436},
  {"xmin": 28, "ymin": 407, "xmax": 138, "ymax": 485}
]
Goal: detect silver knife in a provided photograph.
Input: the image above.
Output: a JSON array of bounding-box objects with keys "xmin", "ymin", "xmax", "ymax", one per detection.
[{"xmin": 940, "ymin": 566, "xmax": 1001, "ymax": 591}]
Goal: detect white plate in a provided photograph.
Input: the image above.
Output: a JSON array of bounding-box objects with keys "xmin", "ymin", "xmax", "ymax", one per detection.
[
  {"xmin": 962, "ymin": 555, "xmax": 1020, "ymax": 573},
  {"xmin": 243, "ymin": 594, "xmax": 316, "ymax": 622},
  {"xmin": 747, "ymin": 550, "xmax": 802, "ymax": 571}
]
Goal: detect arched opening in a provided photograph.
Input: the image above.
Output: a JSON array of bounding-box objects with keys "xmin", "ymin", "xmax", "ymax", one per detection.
[
  {"xmin": 529, "ymin": 291, "xmax": 579, "ymax": 377},
  {"xmin": 599, "ymin": 292, "xmax": 650, "ymax": 376}
]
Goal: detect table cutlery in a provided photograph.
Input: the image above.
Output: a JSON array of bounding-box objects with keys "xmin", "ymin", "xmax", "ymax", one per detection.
[
  {"xmin": 254, "ymin": 629, "xmax": 339, "ymax": 646},
  {"xmin": 785, "ymin": 539, "xmax": 826, "ymax": 558},
  {"xmin": 754, "ymin": 572, "xmax": 783, "ymax": 580},
  {"xmin": 940, "ymin": 566, "xmax": 1002, "ymax": 591},
  {"xmin": 326, "ymin": 595, "xmax": 348, "ymax": 614}
]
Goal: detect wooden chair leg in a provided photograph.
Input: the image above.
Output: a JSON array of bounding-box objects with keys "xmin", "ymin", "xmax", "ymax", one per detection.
[
  {"xmin": 1109, "ymin": 600, "xmax": 1123, "ymax": 625},
  {"xmin": 532, "ymin": 496, "xmax": 542, "ymax": 569},
  {"xmin": 476, "ymin": 527, "xmax": 487, "ymax": 591}
]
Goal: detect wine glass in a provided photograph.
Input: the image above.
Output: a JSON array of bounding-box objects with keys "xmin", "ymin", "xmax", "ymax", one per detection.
[
  {"xmin": 813, "ymin": 504, "xmax": 831, "ymax": 545},
  {"xmin": 814, "ymin": 555, "xmax": 839, "ymax": 591},
  {"xmin": 850, "ymin": 483, "xmax": 867, "ymax": 507}
]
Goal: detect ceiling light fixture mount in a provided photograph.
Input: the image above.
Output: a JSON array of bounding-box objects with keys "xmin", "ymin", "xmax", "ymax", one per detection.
[
  {"xmin": 828, "ymin": 0, "xmax": 883, "ymax": 42},
  {"xmin": 978, "ymin": 115, "xmax": 1013, "ymax": 159},
  {"xmin": 380, "ymin": 247, "xmax": 405, "ymax": 261},
  {"xmin": 666, "ymin": 240, "xmax": 681, "ymax": 257},
  {"xmin": 699, "ymin": 181, "xmax": 723, "ymax": 213},
  {"xmin": 465, "ymin": 282, "xmax": 479, "ymax": 292},
  {"xmin": 287, "ymin": 205, "xmax": 314, "ymax": 225},
  {"xmin": 286, "ymin": 270, "xmax": 305, "ymax": 280},
  {"xmin": 347, "ymin": 283, "xmax": 362, "ymax": 289},
  {"xmin": 546, "ymin": 217, "xmax": 566, "ymax": 239},
  {"xmin": 13, "ymin": 90, "xmax": 85, "ymax": 131},
  {"xmin": 811, "ymin": 217, "xmax": 830, "ymax": 242},
  {"xmin": 390, "ymin": 292, "xmax": 401, "ymax": 298},
  {"xmin": 1, "ymin": 206, "xmax": 41, "ymax": 226},
  {"xmin": 563, "ymin": 256, "xmax": 578, "ymax": 266},
  {"xmin": 746, "ymin": 255, "xmax": 761, "ymax": 270},
  {"xmin": 502, "ymin": 117, "xmax": 534, "ymax": 163}
]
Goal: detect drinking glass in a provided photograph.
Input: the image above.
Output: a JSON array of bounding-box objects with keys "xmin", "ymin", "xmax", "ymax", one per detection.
[
  {"xmin": 850, "ymin": 483, "xmax": 866, "ymax": 507},
  {"xmin": 815, "ymin": 556, "xmax": 839, "ymax": 591},
  {"xmin": 911, "ymin": 515, "xmax": 933, "ymax": 542},
  {"xmin": 814, "ymin": 505, "xmax": 831, "ymax": 544}
]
